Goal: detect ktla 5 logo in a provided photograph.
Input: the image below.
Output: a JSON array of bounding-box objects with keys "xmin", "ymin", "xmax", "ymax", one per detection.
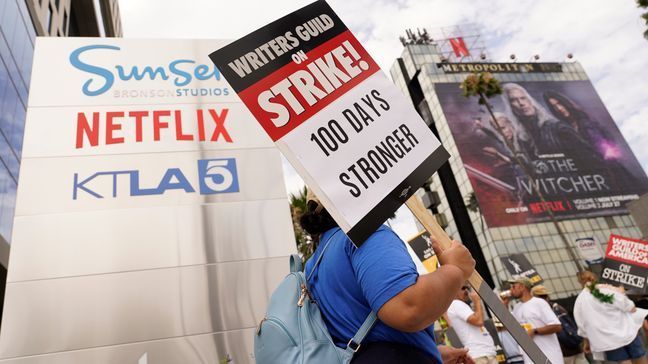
[{"xmin": 73, "ymin": 158, "xmax": 239, "ymax": 200}]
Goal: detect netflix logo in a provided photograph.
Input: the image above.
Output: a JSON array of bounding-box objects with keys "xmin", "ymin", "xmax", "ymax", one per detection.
[{"xmin": 75, "ymin": 108, "xmax": 232, "ymax": 148}]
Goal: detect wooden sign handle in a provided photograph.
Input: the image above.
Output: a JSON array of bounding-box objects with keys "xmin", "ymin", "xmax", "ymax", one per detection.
[{"xmin": 405, "ymin": 195, "xmax": 551, "ymax": 364}]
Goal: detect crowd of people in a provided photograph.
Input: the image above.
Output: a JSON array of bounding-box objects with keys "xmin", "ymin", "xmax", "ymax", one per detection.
[
  {"xmin": 295, "ymin": 189, "xmax": 648, "ymax": 364},
  {"xmin": 411, "ymin": 268, "xmax": 648, "ymax": 364}
]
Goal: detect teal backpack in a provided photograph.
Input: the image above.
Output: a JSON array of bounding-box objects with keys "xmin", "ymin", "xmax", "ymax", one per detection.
[{"xmin": 254, "ymin": 231, "xmax": 377, "ymax": 363}]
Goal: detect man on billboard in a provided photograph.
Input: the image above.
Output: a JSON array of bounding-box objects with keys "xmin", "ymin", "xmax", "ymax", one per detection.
[
  {"xmin": 473, "ymin": 112, "xmax": 534, "ymax": 204},
  {"xmin": 501, "ymin": 83, "xmax": 590, "ymax": 156}
]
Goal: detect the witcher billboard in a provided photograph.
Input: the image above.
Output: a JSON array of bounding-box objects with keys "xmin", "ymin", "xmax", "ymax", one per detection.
[{"xmin": 435, "ymin": 80, "xmax": 648, "ymax": 227}]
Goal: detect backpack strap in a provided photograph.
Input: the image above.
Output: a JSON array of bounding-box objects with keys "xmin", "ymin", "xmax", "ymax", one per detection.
[
  {"xmin": 307, "ymin": 229, "xmax": 342, "ymax": 281},
  {"xmin": 345, "ymin": 311, "xmax": 378, "ymax": 354},
  {"xmin": 307, "ymin": 228, "xmax": 378, "ymax": 353},
  {"xmin": 290, "ymin": 254, "xmax": 302, "ymax": 273}
]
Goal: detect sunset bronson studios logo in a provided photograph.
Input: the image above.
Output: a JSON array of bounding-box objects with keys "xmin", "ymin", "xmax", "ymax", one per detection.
[
  {"xmin": 69, "ymin": 44, "xmax": 230, "ymax": 98},
  {"xmin": 73, "ymin": 158, "xmax": 239, "ymax": 200}
]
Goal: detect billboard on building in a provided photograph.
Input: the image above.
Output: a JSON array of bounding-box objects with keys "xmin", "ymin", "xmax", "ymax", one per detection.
[
  {"xmin": 0, "ymin": 38, "xmax": 295, "ymax": 363},
  {"xmin": 435, "ymin": 79, "xmax": 648, "ymax": 227}
]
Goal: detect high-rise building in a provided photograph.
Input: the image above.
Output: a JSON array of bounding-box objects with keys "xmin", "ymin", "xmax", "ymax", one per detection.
[
  {"xmin": 26, "ymin": 0, "xmax": 122, "ymax": 37},
  {"xmin": 0, "ymin": 0, "xmax": 121, "ymax": 321},
  {"xmin": 390, "ymin": 29, "xmax": 648, "ymax": 299}
]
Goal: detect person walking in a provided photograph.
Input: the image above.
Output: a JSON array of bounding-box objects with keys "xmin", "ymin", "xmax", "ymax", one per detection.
[
  {"xmin": 447, "ymin": 285, "xmax": 498, "ymax": 364},
  {"xmin": 531, "ymin": 285, "xmax": 586, "ymax": 364},
  {"xmin": 573, "ymin": 271, "xmax": 648, "ymax": 364},
  {"xmin": 508, "ymin": 277, "xmax": 564, "ymax": 364}
]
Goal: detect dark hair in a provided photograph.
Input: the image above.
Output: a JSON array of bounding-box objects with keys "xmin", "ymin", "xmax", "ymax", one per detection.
[
  {"xmin": 542, "ymin": 90, "xmax": 587, "ymax": 122},
  {"xmin": 299, "ymin": 202, "xmax": 338, "ymax": 237}
]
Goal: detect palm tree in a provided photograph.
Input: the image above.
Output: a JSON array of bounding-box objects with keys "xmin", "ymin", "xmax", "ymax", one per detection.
[
  {"xmin": 465, "ymin": 192, "xmax": 487, "ymax": 243},
  {"xmin": 639, "ymin": 0, "xmax": 648, "ymax": 40},
  {"xmin": 289, "ymin": 186, "xmax": 314, "ymax": 261},
  {"xmin": 465, "ymin": 192, "xmax": 479, "ymax": 213}
]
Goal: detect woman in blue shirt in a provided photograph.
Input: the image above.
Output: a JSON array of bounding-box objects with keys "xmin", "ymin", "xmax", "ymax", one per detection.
[{"xmin": 300, "ymin": 192, "xmax": 477, "ymax": 363}]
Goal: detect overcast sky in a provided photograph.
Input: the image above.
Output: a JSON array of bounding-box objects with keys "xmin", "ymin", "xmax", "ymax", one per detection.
[{"xmin": 120, "ymin": 0, "xmax": 648, "ymax": 240}]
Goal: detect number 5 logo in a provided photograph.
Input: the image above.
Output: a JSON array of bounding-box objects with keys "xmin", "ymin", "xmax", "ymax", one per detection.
[{"xmin": 198, "ymin": 158, "xmax": 240, "ymax": 194}]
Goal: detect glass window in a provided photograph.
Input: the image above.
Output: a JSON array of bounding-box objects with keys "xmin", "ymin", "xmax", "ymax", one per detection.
[
  {"xmin": 1, "ymin": 2, "xmax": 18, "ymax": 45},
  {"xmin": 0, "ymin": 0, "xmax": 34, "ymax": 243},
  {"xmin": 0, "ymin": 132, "xmax": 19, "ymax": 181},
  {"xmin": 20, "ymin": 42, "xmax": 33, "ymax": 85},
  {"xmin": 534, "ymin": 264, "xmax": 546, "ymax": 279},
  {"xmin": 0, "ymin": 176, "xmax": 17, "ymax": 241},
  {"xmin": 552, "ymin": 279, "xmax": 565, "ymax": 294},
  {"xmin": 17, "ymin": 0, "xmax": 36, "ymax": 43},
  {"xmin": 9, "ymin": 104, "xmax": 25, "ymax": 157}
]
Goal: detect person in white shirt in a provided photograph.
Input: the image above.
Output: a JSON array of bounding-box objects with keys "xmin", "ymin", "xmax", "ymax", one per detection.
[
  {"xmin": 573, "ymin": 271, "xmax": 647, "ymax": 364},
  {"xmin": 531, "ymin": 285, "xmax": 586, "ymax": 364},
  {"xmin": 508, "ymin": 276, "xmax": 564, "ymax": 364},
  {"xmin": 447, "ymin": 285, "xmax": 498, "ymax": 364}
]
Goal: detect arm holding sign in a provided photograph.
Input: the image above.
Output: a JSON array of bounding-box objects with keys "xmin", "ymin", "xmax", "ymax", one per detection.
[
  {"xmin": 379, "ymin": 240, "xmax": 475, "ymax": 332},
  {"xmin": 467, "ymin": 290, "xmax": 485, "ymax": 327}
]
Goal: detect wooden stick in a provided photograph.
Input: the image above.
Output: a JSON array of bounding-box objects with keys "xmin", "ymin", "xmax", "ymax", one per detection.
[{"xmin": 405, "ymin": 195, "xmax": 551, "ymax": 364}]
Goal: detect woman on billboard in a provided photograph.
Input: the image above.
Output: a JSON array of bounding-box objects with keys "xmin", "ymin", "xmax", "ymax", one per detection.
[{"xmin": 542, "ymin": 90, "xmax": 612, "ymax": 160}]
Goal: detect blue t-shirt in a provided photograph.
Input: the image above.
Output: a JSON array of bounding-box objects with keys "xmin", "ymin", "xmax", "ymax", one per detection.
[{"xmin": 305, "ymin": 225, "xmax": 442, "ymax": 362}]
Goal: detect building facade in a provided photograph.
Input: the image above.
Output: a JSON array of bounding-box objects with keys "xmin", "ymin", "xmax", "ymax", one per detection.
[
  {"xmin": 0, "ymin": 0, "xmax": 121, "ymax": 327},
  {"xmin": 0, "ymin": 0, "xmax": 120, "ymax": 268},
  {"xmin": 390, "ymin": 40, "xmax": 646, "ymax": 299},
  {"xmin": 26, "ymin": 0, "xmax": 122, "ymax": 37},
  {"xmin": 628, "ymin": 193, "xmax": 648, "ymax": 239}
]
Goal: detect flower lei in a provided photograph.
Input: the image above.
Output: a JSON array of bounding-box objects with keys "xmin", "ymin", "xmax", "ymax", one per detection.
[{"xmin": 586, "ymin": 281, "xmax": 614, "ymax": 304}]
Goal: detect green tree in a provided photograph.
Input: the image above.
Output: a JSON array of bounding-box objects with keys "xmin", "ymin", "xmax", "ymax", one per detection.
[
  {"xmin": 461, "ymin": 72, "xmax": 584, "ymax": 273},
  {"xmin": 289, "ymin": 186, "xmax": 314, "ymax": 261},
  {"xmin": 639, "ymin": 0, "xmax": 648, "ymax": 40},
  {"xmin": 465, "ymin": 191, "xmax": 479, "ymax": 213},
  {"xmin": 465, "ymin": 191, "xmax": 487, "ymax": 244}
]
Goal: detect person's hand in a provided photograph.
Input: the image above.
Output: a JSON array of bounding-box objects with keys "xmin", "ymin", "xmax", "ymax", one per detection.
[
  {"xmin": 501, "ymin": 296, "xmax": 510, "ymax": 306},
  {"xmin": 438, "ymin": 346, "xmax": 475, "ymax": 364},
  {"xmin": 434, "ymin": 240, "xmax": 475, "ymax": 280},
  {"xmin": 582, "ymin": 339, "xmax": 591, "ymax": 354},
  {"xmin": 526, "ymin": 328, "xmax": 535, "ymax": 338},
  {"xmin": 499, "ymin": 291, "xmax": 511, "ymax": 306},
  {"xmin": 468, "ymin": 289, "xmax": 480, "ymax": 303}
]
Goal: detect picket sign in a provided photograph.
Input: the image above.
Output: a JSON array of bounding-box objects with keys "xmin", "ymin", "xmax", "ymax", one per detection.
[{"xmin": 406, "ymin": 196, "xmax": 550, "ymax": 364}]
